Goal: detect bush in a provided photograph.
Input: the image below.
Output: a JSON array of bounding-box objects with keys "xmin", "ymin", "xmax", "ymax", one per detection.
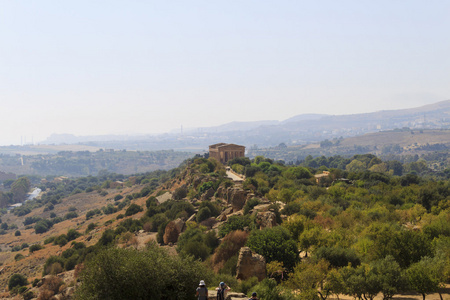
[
  {"xmin": 102, "ymin": 204, "xmax": 118, "ymax": 215},
  {"xmin": 173, "ymin": 186, "xmax": 188, "ymax": 200},
  {"xmin": 29, "ymin": 244, "xmax": 43, "ymax": 253},
  {"xmin": 251, "ymin": 278, "xmax": 291, "ymax": 300},
  {"xmin": 24, "ymin": 216, "xmax": 41, "ymax": 226},
  {"xmin": 14, "ymin": 253, "xmax": 24, "ymax": 261},
  {"xmin": 114, "ymin": 194, "xmax": 124, "ymax": 201},
  {"xmin": 44, "ymin": 236, "xmax": 55, "ymax": 245},
  {"xmin": 65, "ymin": 211, "xmax": 78, "ymax": 220},
  {"xmin": 198, "ymin": 181, "xmax": 214, "ymax": 194},
  {"xmin": 243, "ymin": 198, "xmax": 261, "ymax": 215},
  {"xmin": 196, "ymin": 207, "xmax": 211, "ymax": 223},
  {"xmin": 97, "ymin": 229, "xmax": 115, "ymax": 247},
  {"xmin": 149, "ymin": 214, "xmax": 169, "ymax": 232},
  {"xmin": 53, "ymin": 235, "xmax": 68, "ymax": 247},
  {"xmin": 177, "ymin": 227, "xmax": 218, "ymax": 261},
  {"xmin": 212, "ymin": 230, "xmax": 249, "ymax": 272},
  {"xmin": 34, "ymin": 219, "xmax": 53, "ymax": 234},
  {"xmin": 75, "ymin": 243, "xmax": 208, "ymax": 299},
  {"xmin": 15, "ymin": 230, "xmax": 21, "ymax": 236},
  {"xmin": 146, "ymin": 196, "xmax": 158, "ymax": 208},
  {"xmin": 67, "ymin": 229, "xmax": 82, "ymax": 241},
  {"xmin": 125, "ymin": 204, "xmax": 143, "ymax": 216},
  {"xmin": 314, "ymin": 247, "xmax": 361, "ymax": 268},
  {"xmin": 8, "ymin": 274, "xmax": 28, "ymax": 291},
  {"xmin": 86, "ymin": 209, "xmax": 102, "ymax": 219},
  {"xmin": 218, "ymin": 215, "xmax": 252, "ymax": 238},
  {"xmin": 43, "ymin": 256, "xmax": 65, "ymax": 276},
  {"xmin": 86, "ymin": 223, "xmax": 97, "ymax": 233},
  {"xmin": 39, "ymin": 275, "xmax": 63, "ymax": 299}
]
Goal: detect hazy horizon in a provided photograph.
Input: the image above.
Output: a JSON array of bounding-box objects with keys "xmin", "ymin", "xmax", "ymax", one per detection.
[{"xmin": 1, "ymin": 1, "xmax": 449, "ymax": 146}]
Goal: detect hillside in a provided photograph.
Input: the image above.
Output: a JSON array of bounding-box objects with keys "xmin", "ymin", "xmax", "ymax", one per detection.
[
  {"xmin": 249, "ymin": 129, "xmax": 450, "ymax": 167},
  {"xmin": 0, "ymin": 155, "xmax": 449, "ymax": 299},
  {"xmin": 0, "ymin": 149, "xmax": 193, "ymax": 178}
]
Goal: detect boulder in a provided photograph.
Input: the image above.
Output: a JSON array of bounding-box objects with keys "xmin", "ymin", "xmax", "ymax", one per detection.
[
  {"xmin": 256, "ymin": 211, "xmax": 277, "ymax": 229},
  {"xmin": 217, "ymin": 207, "xmax": 234, "ymax": 222},
  {"xmin": 252, "ymin": 204, "xmax": 270, "ymax": 212},
  {"xmin": 236, "ymin": 247, "xmax": 266, "ymax": 281},
  {"xmin": 201, "ymin": 188, "xmax": 216, "ymax": 201},
  {"xmin": 173, "ymin": 218, "xmax": 186, "ymax": 233},
  {"xmin": 216, "ymin": 186, "xmax": 225, "ymax": 198},
  {"xmin": 227, "ymin": 188, "xmax": 247, "ymax": 212},
  {"xmin": 163, "ymin": 218, "xmax": 185, "ymax": 244}
]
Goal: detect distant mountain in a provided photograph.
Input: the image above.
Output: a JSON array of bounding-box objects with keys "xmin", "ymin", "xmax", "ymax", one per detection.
[
  {"xmin": 194, "ymin": 120, "xmax": 280, "ymax": 133},
  {"xmin": 39, "ymin": 100, "xmax": 450, "ymax": 151},
  {"xmin": 281, "ymin": 113, "xmax": 329, "ymax": 124}
]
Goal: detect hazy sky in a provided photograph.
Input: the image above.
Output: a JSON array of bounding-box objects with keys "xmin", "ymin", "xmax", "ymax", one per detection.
[{"xmin": 1, "ymin": 1, "xmax": 449, "ymax": 145}]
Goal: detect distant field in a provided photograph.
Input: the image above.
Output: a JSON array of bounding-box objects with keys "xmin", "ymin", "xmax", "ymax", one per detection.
[
  {"xmin": 249, "ymin": 129, "xmax": 450, "ymax": 165},
  {"xmin": 340, "ymin": 129, "xmax": 450, "ymax": 148},
  {"xmin": 0, "ymin": 144, "xmax": 101, "ymax": 156}
]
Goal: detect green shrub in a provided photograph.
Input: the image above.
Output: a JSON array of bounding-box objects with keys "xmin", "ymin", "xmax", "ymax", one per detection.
[
  {"xmin": 218, "ymin": 215, "xmax": 252, "ymax": 238},
  {"xmin": 53, "ymin": 235, "xmax": 68, "ymax": 247},
  {"xmin": 149, "ymin": 214, "xmax": 169, "ymax": 232},
  {"xmin": 196, "ymin": 207, "xmax": 211, "ymax": 223},
  {"xmin": 14, "ymin": 253, "xmax": 24, "ymax": 261},
  {"xmin": 198, "ymin": 181, "xmax": 214, "ymax": 194},
  {"xmin": 243, "ymin": 198, "xmax": 261, "ymax": 215},
  {"xmin": 29, "ymin": 244, "xmax": 43, "ymax": 253},
  {"xmin": 43, "ymin": 256, "xmax": 65, "ymax": 276},
  {"xmin": 125, "ymin": 204, "xmax": 143, "ymax": 216},
  {"xmin": 314, "ymin": 247, "xmax": 361, "ymax": 268},
  {"xmin": 173, "ymin": 186, "xmax": 188, "ymax": 200},
  {"xmin": 14, "ymin": 230, "xmax": 21, "ymax": 236},
  {"xmin": 64, "ymin": 211, "xmax": 78, "ymax": 220},
  {"xmin": 34, "ymin": 219, "xmax": 53, "ymax": 234},
  {"xmin": 75, "ymin": 243, "xmax": 207, "ymax": 300},
  {"xmin": 102, "ymin": 204, "xmax": 118, "ymax": 215},
  {"xmin": 86, "ymin": 223, "xmax": 97, "ymax": 233},
  {"xmin": 8, "ymin": 274, "xmax": 28, "ymax": 291},
  {"xmin": 44, "ymin": 236, "xmax": 55, "ymax": 245},
  {"xmin": 146, "ymin": 196, "xmax": 158, "ymax": 208},
  {"xmin": 67, "ymin": 229, "xmax": 82, "ymax": 241},
  {"xmin": 86, "ymin": 209, "xmax": 102, "ymax": 219}
]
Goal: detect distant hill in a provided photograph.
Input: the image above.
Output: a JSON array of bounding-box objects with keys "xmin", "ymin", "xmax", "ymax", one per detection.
[
  {"xmin": 38, "ymin": 100, "xmax": 450, "ymax": 151},
  {"xmin": 249, "ymin": 128, "xmax": 450, "ymax": 169}
]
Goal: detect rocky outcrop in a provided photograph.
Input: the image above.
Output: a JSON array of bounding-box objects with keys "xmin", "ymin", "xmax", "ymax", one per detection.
[
  {"xmin": 236, "ymin": 247, "xmax": 266, "ymax": 281},
  {"xmin": 163, "ymin": 218, "xmax": 185, "ymax": 244},
  {"xmin": 256, "ymin": 211, "xmax": 277, "ymax": 229},
  {"xmin": 252, "ymin": 204, "xmax": 271, "ymax": 212},
  {"xmin": 217, "ymin": 207, "xmax": 234, "ymax": 222},
  {"xmin": 216, "ymin": 186, "xmax": 225, "ymax": 198},
  {"xmin": 227, "ymin": 188, "xmax": 247, "ymax": 212},
  {"xmin": 201, "ymin": 187, "xmax": 216, "ymax": 201}
]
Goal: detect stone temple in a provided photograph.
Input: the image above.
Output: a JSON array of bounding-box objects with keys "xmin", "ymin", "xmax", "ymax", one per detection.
[{"xmin": 209, "ymin": 143, "xmax": 245, "ymax": 164}]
